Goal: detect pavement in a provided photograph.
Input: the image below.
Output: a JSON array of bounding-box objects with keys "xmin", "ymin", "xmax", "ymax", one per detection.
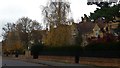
[{"xmin": 23, "ymin": 59, "xmax": 88, "ymax": 66}]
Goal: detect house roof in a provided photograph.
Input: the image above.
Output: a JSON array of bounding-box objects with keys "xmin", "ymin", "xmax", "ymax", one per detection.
[
  {"xmin": 77, "ymin": 22, "xmax": 95, "ymax": 34},
  {"xmin": 77, "ymin": 22, "xmax": 107, "ymax": 34},
  {"xmin": 97, "ymin": 22, "xmax": 107, "ymax": 28}
]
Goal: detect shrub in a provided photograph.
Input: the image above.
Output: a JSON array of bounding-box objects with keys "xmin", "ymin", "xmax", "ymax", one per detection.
[
  {"xmin": 42, "ymin": 45, "xmax": 83, "ymax": 56},
  {"xmin": 84, "ymin": 41, "xmax": 120, "ymax": 57}
]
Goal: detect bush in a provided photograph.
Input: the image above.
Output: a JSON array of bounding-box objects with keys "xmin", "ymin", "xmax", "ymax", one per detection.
[
  {"xmin": 85, "ymin": 42, "xmax": 120, "ymax": 51},
  {"xmin": 85, "ymin": 42, "xmax": 106, "ymax": 51},
  {"xmin": 42, "ymin": 45, "xmax": 83, "ymax": 56},
  {"xmin": 84, "ymin": 42, "xmax": 120, "ymax": 57}
]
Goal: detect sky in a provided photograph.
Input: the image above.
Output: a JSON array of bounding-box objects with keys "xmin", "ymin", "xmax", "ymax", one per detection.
[{"xmin": 0, "ymin": 0, "xmax": 97, "ymax": 41}]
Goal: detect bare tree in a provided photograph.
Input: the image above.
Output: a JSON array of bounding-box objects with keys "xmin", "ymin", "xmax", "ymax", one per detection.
[
  {"xmin": 42, "ymin": 0, "xmax": 71, "ymax": 29},
  {"xmin": 16, "ymin": 17, "xmax": 42, "ymax": 49}
]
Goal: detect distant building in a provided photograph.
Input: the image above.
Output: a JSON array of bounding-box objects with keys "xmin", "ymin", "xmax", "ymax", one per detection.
[{"xmin": 76, "ymin": 16, "xmax": 120, "ymax": 46}]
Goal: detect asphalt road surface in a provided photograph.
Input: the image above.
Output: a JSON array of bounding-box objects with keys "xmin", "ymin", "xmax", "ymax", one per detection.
[
  {"xmin": 1, "ymin": 56, "xmax": 100, "ymax": 68},
  {"xmin": 1, "ymin": 59, "xmax": 100, "ymax": 68},
  {"xmin": 2, "ymin": 59, "xmax": 44, "ymax": 66}
]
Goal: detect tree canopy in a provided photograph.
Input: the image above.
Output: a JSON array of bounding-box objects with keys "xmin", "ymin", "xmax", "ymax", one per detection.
[
  {"xmin": 2, "ymin": 17, "xmax": 42, "ymax": 51},
  {"xmin": 89, "ymin": 2, "xmax": 120, "ymax": 22}
]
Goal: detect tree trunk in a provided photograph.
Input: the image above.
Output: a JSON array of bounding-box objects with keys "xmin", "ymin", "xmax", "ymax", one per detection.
[
  {"xmin": 75, "ymin": 55, "xmax": 79, "ymax": 63},
  {"xmin": 33, "ymin": 54, "xmax": 38, "ymax": 59}
]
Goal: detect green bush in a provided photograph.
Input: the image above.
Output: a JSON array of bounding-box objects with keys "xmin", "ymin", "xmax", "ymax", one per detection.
[
  {"xmin": 44, "ymin": 45, "xmax": 82, "ymax": 52},
  {"xmin": 85, "ymin": 42, "xmax": 120, "ymax": 51}
]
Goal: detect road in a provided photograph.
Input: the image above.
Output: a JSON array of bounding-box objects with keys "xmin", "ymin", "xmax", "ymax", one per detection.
[
  {"xmin": 1, "ymin": 56, "xmax": 100, "ymax": 68},
  {"xmin": 2, "ymin": 57, "xmax": 45, "ymax": 67}
]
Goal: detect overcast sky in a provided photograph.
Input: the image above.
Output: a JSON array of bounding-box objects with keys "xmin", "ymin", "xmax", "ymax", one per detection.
[{"xmin": 0, "ymin": 0, "xmax": 97, "ymax": 41}]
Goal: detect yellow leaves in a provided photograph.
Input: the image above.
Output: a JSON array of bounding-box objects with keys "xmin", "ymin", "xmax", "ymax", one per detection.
[
  {"xmin": 2, "ymin": 40, "xmax": 23, "ymax": 53},
  {"xmin": 3, "ymin": 44, "xmax": 11, "ymax": 53},
  {"xmin": 3, "ymin": 44, "xmax": 10, "ymax": 52},
  {"xmin": 12, "ymin": 41, "xmax": 23, "ymax": 51},
  {"xmin": 44, "ymin": 24, "xmax": 72, "ymax": 46}
]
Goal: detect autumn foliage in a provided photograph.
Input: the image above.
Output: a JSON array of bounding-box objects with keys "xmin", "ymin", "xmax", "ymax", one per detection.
[{"xmin": 43, "ymin": 24, "xmax": 72, "ymax": 46}]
